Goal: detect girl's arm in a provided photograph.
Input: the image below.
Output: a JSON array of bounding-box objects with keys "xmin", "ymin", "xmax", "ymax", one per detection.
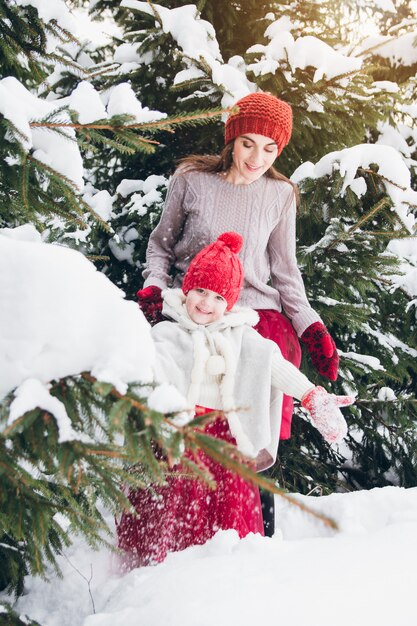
[
  {"xmin": 267, "ymin": 189, "xmax": 322, "ymax": 337},
  {"xmin": 271, "ymin": 350, "xmax": 314, "ymax": 400},
  {"xmin": 142, "ymin": 173, "xmax": 188, "ymax": 289}
]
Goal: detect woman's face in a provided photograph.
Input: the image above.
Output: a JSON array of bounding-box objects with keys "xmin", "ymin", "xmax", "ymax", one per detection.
[
  {"xmin": 228, "ymin": 133, "xmax": 278, "ymax": 184},
  {"xmin": 185, "ymin": 288, "xmax": 228, "ymax": 324}
]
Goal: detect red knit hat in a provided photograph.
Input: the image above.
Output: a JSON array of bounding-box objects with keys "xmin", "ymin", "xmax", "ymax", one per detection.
[
  {"xmin": 182, "ymin": 232, "xmax": 244, "ymax": 310},
  {"xmin": 225, "ymin": 92, "xmax": 293, "ymax": 155}
]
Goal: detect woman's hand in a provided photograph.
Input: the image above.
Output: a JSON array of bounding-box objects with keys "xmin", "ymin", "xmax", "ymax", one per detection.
[
  {"xmin": 301, "ymin": 322, "xmax": 339, "ymax": 380},
  {"xmin": 301, "ymin": 386, "xmax": 354, "ymax": 443},
  {"xmin": 137, "ymin": 286, "xmax": 164, "ymax": 326}
]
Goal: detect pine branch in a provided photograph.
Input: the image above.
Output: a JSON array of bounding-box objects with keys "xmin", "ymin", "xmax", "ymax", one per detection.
[
  {"xmin": 81, "ymin": 373, "xmax": 149, "ymax": 413},
  {"xmin": 44, "ymin": 19, "xmax": 80, "ymax": 46},
  {"xmin": 76, "ymin": 196, "xmax": 113, "ymax": 234},
  {"xmin": 29, "ymin": 108, "xmax": 229, "ymax": 132},
  {"xmin": 145, "ymin": 0, "xmax": 163, "ymax": 26},
  {"xmin": 1, "ymin": 117, "xmax": 31, "ymax": 147},
  {"xmin": 358, "ymin": 167, "xmax": 407, "ymax": 191},
  {"xmin": 20, "ymin": 155, "xmax": 30, "ymax": 211},
  {"xmin": 27, "ymin": 155, "xmax": 80, "ymax": 192},
  {"xmin": 346, "ymin": 197, "xmax": 392, "ymax": 235}
]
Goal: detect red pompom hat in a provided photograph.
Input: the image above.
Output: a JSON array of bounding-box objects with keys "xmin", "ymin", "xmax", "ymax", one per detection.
[
  {"xmin": 225, "ymin": 92, "xmax": 293, "ymax": 155},
  {"xmin": 182, "ymin": 232, "xmax": 244, "ymax": 310}
]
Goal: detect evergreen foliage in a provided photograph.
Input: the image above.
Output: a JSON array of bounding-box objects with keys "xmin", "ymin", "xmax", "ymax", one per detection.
[
  {"xmin": 0, "ymin": 0, "xmax": 81, "ymax": 85},
  {"xmin": 277, "ymin": 163, "xmax": 417, "ymax": 492},
  {"xmin": 0, "ymin": 0, "xmax": 224, "ymax": 234}
]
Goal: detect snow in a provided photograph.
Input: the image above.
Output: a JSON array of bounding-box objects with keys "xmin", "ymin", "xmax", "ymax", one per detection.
[
  {"xmin": 115, "ymin": 175, "xmax": 167, "ymax": 214},
  {"xmin": 292, "ymin": 143, "xmax": 417, "ymax": 310},
  {"xmin": 108, "ymin": 175, "xmax": 168, "ymax": 264},
  {"xmin": 0, "ymin": 226, "xmax": 155, "ymax": 399},
  {"xmin": 106, "ymin": 83, "xmax": 167, "ymax": 123},
  {"xmin": 376, "ymin": 122, "xmax": 414, "ymax": 160},
  {"xmin": 247, "ymin": 27, "xmax": 362, "ymax": 82},
  {"xmin": 359, "ymin": 32, "xmax": 417, "ymax": 67},
  {"xmin": 8, "ymin": 378, "xmax": 81, "ymax": 443},
  {"xmin": 291, "ymin": 143, "xmax": 417, "ymax": 230},
  {"xmin": 121, "ymin": 1, "xmax": 254, "ymax": 106},
  {"xmin": 371, "ymin": 80, "xmax": 400, "ymax": 93},
  {"xmin": 83, "ymin": 189, "xmax": 115, "ymax": 222},
  {"xmin": 348, "ymin": 176, "xmax": 367, "ymax": 197},
  {"xmin": 373, "ymin": 0, "xmax": 396, "ymax": 10},
  {"xmin": 340, "ymin": 351, "xmax": 385, "ymax": 371},
  {"xmin": 0, "ymin": 76, "xmax": 84, "ymax": 190},
  {"xmin": 69, "ymin": 82, "xmax": 107, "ymax": 124},
  {"xmin": 73, "ymin": 6, "xmax": 122, "ymax": 47},
  {"xmin": 15, "ymin": 0, "xmax": 76, "ymax": 31},
  {"xmin": 147, "ymin": 383, "xmax": 187, "ymax": 413},
  {"xmin": 121, "ymin": 1, "xmax": 221, "ymax": 60},
  {"xmin": 1, "ymin": 72, "xmax": 167, "ymax": 195},
  {"xmin": 387, "ymin": 238, "xmax": 417, "ymax": 302},
  {"xmin": 377, "ymin": 386, "xmax": 397, "ymax": 401},
  {"xmin": 6, "ymin": 486, "xmax": 417, "ymax": 626},
  {"xmin": 203, "ymin": 54, "xmax": 254, "ymax": 106}
]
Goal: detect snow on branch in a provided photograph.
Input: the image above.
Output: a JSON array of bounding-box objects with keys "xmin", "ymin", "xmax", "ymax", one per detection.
[
  {"xmin": 292, "ymin": 143, "xmax": 417, "ymax": 230},
  {"xmin": 121, "ymin": 0, "xmax": 254, "ymax": 106},
  {"xmin": 247, "ymin": 20, "xmax": 362, "ymax": 82},
  {"xmin": 0, "ymin": 225, "xmax": 155, "ymax": 401},
  {"xmin": 14, "ymin": 0, "xmax": 76, "ymax": 31},
  {"xmin": 0, "ymin": 77, "xmax": 166, "ymax": 190}
]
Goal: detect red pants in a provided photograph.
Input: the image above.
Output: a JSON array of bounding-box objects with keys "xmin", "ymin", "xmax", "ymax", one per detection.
[
  {"xmin": 254, "ymin": 310, "xmax": 302, "ymax": 440},
  {"xmin": 117, "ymin": 410, "xmax": 264, "ymax": 567}
]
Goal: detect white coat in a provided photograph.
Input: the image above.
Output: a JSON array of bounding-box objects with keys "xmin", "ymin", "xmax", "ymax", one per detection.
[{"xmin": 151, "ymin": 289, "xmax": 312, "ymax": 471}]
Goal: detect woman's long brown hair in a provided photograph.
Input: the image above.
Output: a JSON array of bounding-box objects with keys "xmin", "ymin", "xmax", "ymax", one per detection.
[{"xmin": 177, "ymin": 142, "xmax": 299, "ymax": 204}]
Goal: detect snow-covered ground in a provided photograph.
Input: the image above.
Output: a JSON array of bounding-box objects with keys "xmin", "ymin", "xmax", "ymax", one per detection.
[{"xmin": 6, "ymin": 486, "xmax": 417, "ymax": 626}]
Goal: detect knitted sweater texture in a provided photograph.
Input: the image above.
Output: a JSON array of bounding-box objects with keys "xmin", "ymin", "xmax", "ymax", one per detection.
[{"xmin": 143, "ymin": 169, "xmax": 322, "ymax": 336}]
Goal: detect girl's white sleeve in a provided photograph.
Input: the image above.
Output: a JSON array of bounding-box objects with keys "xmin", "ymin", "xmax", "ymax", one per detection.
[{"xmin": 271, "ymin": 351, "xmax": 314, "ymax": 400}]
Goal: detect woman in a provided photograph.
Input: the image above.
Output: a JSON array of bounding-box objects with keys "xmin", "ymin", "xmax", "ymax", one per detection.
[{"xmin": 137, "ymin": 92, "xmax": 339, "ymax": 535}]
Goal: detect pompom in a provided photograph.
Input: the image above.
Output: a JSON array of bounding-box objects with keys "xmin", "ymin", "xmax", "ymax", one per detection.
[
  {"xmin": 217, "ymin": 232, "xmax": 243, "ymax": 254},
  {"xmin": 206, "ymin": 355, "xmax": 226, "ymax": 376}
]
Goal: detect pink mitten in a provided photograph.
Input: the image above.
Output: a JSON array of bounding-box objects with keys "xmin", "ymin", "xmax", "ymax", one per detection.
[{"xmin": 301, "ymin": 386, "xmax": 354, "ymax": 443}]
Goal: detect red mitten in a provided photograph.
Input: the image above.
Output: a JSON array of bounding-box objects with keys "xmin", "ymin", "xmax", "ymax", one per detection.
[
  {"xmin": 301, "ymin": 322, "xmax": 339, "ymax": 381},
  {"xmin": 137, "ymin": 286, "xmax": 164, "ymax": 326},
  {"xmin": 301, "ymin": 386, "xmax": 354, "ymax": 443}
]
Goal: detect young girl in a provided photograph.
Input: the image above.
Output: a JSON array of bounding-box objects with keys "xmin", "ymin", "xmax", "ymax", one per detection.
[{"xmin": 117, "ymin": 233, "xmax": 353, "ymax": 566}]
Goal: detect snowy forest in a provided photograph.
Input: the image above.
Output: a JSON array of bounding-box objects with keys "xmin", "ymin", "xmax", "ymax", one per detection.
[{"xmin": 0, "ymin": 0, "xmax": 416, "ymax": 624}]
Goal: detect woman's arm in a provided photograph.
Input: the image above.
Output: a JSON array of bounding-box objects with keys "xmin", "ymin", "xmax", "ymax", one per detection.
[
  {"xmin": 142, "ymin": 172, "xmax": 188, "ymax": 289},
  {"xmin": 267, "ymin": 188, "xmax": 322, "ymax": 337}
]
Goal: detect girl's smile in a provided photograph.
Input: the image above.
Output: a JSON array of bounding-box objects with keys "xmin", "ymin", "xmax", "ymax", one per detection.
[{"xmin": 185, "ymin": 288, "xmax": 228, "ymax": 324}]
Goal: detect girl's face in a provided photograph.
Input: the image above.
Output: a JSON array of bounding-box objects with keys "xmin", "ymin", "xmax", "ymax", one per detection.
[
  {"xmin": 185, "ymin": 288, "xmax": 228, "ymax": 324},
  {"xmin": 227, "ymin": 133, "xmax": 278, "ymax": 185}
]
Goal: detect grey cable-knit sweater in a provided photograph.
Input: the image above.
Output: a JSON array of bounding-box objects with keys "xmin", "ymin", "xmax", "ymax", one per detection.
[{"xmin": 143, "ymin": 169, "xmax": 322, "ymax": 336}]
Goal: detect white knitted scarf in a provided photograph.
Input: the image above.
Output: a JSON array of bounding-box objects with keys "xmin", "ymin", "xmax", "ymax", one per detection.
[{"xmin": 162, "ymin": 289, "xmax": 259, "ymax": 456}]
